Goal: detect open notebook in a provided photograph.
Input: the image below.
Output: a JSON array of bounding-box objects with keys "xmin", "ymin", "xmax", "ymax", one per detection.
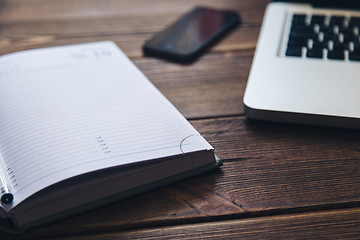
[{"xmin": 0, "ymin": 41, "xmax": 219, "ymax": 233}]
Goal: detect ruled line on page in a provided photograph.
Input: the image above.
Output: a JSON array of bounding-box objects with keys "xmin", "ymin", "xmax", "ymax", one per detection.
[{"xmin": 0, "ymin": 42, "xmax": 210, "ymax": 208}]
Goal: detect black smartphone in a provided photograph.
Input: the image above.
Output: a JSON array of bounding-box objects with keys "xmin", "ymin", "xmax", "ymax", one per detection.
[{"xmin": 142, "ymin": 6, "xmax": 241, "ymax": 63}]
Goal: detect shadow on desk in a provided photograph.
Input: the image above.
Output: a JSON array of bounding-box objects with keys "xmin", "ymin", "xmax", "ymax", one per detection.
[{"xmin": 1, "ymin": 168, "xmax": 226, "ymax": 239}]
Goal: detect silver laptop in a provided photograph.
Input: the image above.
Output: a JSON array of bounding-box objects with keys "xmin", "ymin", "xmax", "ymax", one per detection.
[{"xmin": 244, "ymin": 0, "xmax": 360, "ymax": 128}]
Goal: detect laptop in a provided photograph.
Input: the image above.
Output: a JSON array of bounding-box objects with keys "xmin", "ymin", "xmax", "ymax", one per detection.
[{"xmin": 243, "ymin": 0, "xmax": 360, "ymax": 129}]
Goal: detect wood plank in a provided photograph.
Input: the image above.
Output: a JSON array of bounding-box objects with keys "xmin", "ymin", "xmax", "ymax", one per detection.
[
  {"xmin": 4, "ymin": 116, "xmax": 360, "ymax": 239},
  {"xmin": 62, "ymin": 208, "xmax": 360, "ymax": 239},
  {"xmin": 133, "ymin": 51, "xmax": 252, "ymax": 118},
  {"xmin": 1, "ymin": 171, "xmax": 245, "ymax": 239},
  {"xmin": 0, "ymin": 0, "xmax": 268, "ymax": 57},
  {"xmin": 191, "ymin": 117, "xmax": 360, "ymax": 212},
  {"xmin": 0, "ymin": 0, "xmax": 269, "ymax": 22}
]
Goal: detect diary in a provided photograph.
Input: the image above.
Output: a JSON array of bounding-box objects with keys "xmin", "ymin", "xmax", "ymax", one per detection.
[{"xmin": 0, "ymin": 41, "xmax": 219, "ymax": 232}]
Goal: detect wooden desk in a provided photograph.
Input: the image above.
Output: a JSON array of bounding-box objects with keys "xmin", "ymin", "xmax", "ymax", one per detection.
[{"xmin": 1, "ymin": 0, "xmax": 360, "ymax": 239}]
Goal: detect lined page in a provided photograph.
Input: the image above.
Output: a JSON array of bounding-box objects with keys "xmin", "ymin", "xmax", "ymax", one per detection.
[{"xmin": 0, "ymin": 42, "xmax": 213, "ymax": 210}]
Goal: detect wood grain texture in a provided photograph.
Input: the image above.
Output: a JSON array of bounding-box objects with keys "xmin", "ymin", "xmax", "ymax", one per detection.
[
  {"xmin": 191, "ymin": 117, "xmax": 360, "ymax": 212},
  {"xmin": 4, "ymin": 116, "xmax": 360, "ymax": 239},
  {"xmin": 62, "ymin": 208, "xmax": 360, "ymax": 240},
  {"xmin": 133, "ymin": 51, "xmax": 252, "ymax": 118},
  {"xmin": 2, "ymin": 171, "xmax": 244, "ymax": 239},
  {"xmin": 0, "ymin": 0, "xmax": 268, "ymax": 57},
  {"xmin": 1, "ymin": 0, "xmax": 359, "ymax": 239}
]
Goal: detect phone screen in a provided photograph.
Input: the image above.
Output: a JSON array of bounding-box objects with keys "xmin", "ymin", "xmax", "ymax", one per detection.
[{"xmin": 143, "ymin": 7, "xmax": 240, "ymax": 62}]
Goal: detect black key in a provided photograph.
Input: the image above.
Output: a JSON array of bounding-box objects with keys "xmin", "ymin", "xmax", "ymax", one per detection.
[
  {"xmin": 339, "ymin": 26, "xmax": 352, "ymax": 35},
  {"xmin": 291, "ymin": 21, "xmax": 307, "ymax": 30},
  {"xmin": 319, "ymin": 26, "xmax": 333, "ymax": 41},
  {"xmin": 290, "ymin": 24, "xmax": 312, "ymax": 34},
  {"xmin": 310, "ymin": 15, "xmax": 326, "ymax": 25},
  {"xmin": 354, "ymin": 38, "xmax": 360, "ymax": 48},
  {"xmin": 289, "ymin": 16, "xmax": 317, "ymax": 41},
  {"xmin": 287, "ymin": 38, "xmax": 308, "ymax": 48},
  {"xmin": 322, "ymin": 31, "xmax": 337, "ymax": 42},
  {"xmin": 348, "ymin": 17, "xmax": 360, "ymax": 28},
  {"xmin": 333, "ymin": 41, "xmax": 349, "ymax": 51},
  {"xmin": 289, "ymin": 32, "xmax": 310, "ymax": 41},
  {"xmin": 349, "ymin": 50, "xmax": 360, "ymax": 61},
  {"xmin": 312, "ymin": 40, "xmax": 327, "ymax": 50},
  {"xmin": 290, "ymin": 26, "xmax": 317, "ymax": 39},
  {"xmin": 319, "ymin": 25, "xmax": 331, "ymax": 33},
  {"xmin": 329, "ymin": 16, "xmax": 345, "ymax": 26},
  {"xmin": 341, "ymin": 33, "xmax": 353, "ymax": 44},
  {"xmin": 286, "ymin": 46, "xmax": 302, "ymax": 57},
  {"xmin": 292, "ymin": 14, "xmax": 306, "ymax": 24},
  {"xmin": 306, "ymin": 49, "xmax": 323, "ymax": 58},
  {"xmin": 289, "ymin": 30, "xmax": 317, "ymax": 41},
  {"xmin": 327, "ymin": 49, "xmax": 345, "ymax": 60}
]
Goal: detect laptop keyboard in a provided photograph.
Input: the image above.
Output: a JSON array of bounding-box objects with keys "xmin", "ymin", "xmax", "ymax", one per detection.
[{"xmin": 286, "ymin": 14, "xmax": 360, "ymax": 61}]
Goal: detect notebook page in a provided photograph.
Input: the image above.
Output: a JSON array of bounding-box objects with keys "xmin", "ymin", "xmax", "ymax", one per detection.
[{"xmin": 0, "ymin": 42, "xmax": 213, "ymax": 211}]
